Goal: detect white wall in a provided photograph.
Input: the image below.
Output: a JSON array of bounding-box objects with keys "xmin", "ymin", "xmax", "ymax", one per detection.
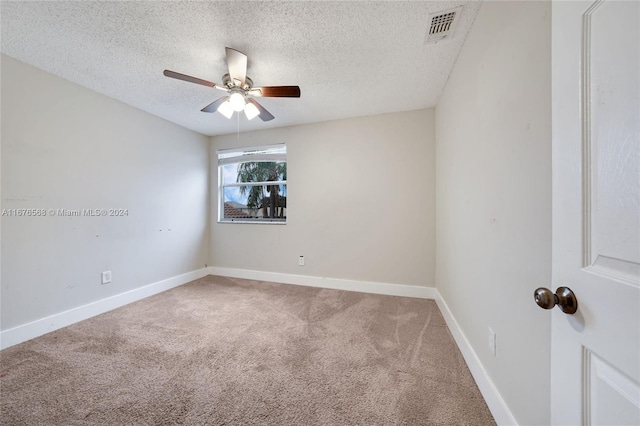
[
  {"xmin": 435, "ymin": 2, "xmax": 551, "ymax": 425},
  {"xmin": 1, "ymin": 55, "xmax": 210, "ymax": 331},
  {"xmin": 210, "ymin": 109, "xmax": 435, "ymax": 288}
]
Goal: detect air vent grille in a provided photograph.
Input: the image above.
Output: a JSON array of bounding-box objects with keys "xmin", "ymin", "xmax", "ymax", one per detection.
[
  {"xmin": 425, "ymin": 6, "xmax": 463, "ymax": 43},
  {"xmin": 429, "ymin": 12, "xmax": 456, "ymax": 35}
]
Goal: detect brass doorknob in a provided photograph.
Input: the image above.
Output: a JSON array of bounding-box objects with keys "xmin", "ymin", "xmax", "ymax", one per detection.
[{"xmin": 534, "ymin": 286, "xmax": 578, "ymax": 315}]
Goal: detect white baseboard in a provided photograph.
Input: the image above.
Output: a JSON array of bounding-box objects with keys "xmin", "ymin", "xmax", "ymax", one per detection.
[
  {"xmin": 208, "ymin": 266, "xmax": 437, "ymax": 299},
  {"xmin": 435, "ymin": 294, "xmax": 518, "ymax": 426},
  {"xmin": 0, "ymin": 267, "xmax": 210, "ymax": 350}
]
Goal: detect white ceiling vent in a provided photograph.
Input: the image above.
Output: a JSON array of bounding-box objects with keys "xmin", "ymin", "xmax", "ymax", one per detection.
[{"xmin": 424, "ymin": 6, "xmax": 463, "ymax": 43}]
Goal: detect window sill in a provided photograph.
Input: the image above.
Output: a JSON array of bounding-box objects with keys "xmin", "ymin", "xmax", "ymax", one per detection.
[{"xmin": 218, "ymin": 220, "xmax": 286, "ymax": 225}]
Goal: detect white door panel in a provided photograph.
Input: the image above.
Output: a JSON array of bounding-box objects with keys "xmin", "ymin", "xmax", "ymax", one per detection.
[
  {"xmin": 551, "ymin": 1, "xmax": 640, "ymax": 425},
  {"xmin": 587, "ymin": 351, "xmax": 640, "ymax": 426},
  {"xmin": 585, "ymin": 0, "xmax": 640, "ymax": 284}
]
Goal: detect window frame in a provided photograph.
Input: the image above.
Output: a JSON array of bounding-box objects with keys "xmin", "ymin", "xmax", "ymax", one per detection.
[{"xmin": 217, "ymin": 144, "xmax": 287, "ymax": 224}]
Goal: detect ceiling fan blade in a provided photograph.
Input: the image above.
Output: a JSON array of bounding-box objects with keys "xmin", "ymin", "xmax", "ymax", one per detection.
[
  {"xmin": 225, "ymin": 47, "xmax": 247, "ymax": 87},
  {"xmin": 246, "ymin": 98, "xmax": 275, "ymax": 122},
  {"xmin": 163, "ymin": 70, "xmax": 219, "ymax": 88},
  {"xmin": 201, "ymin": 96, "xmax": 229, "ymax": 113},
  {"xmin": 248, "ymin": 86, "xmax": 301, "ymax": 98}
]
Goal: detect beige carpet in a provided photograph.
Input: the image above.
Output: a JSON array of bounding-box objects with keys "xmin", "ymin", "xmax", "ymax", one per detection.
[{"xmin": 0, "ymin": 275, "xmax": 495, "ymax": 425}]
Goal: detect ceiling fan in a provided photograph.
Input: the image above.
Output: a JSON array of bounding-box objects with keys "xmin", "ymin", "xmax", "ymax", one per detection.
[{"xmin": 163, "ymin": 47, "xmax": 301, "ymax": 122}]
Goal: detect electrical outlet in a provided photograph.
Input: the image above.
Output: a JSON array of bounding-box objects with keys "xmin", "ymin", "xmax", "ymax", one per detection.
[
  {"xmin": 101, "ymin": 270, "xmax": 112, "ymax": 284},
  {"xmin": 298, "ymin": 256, "xmax": 305, "ymax": 266},
  {"xmin": 488, "ymin": 327, "xmax": 496, "ymax": 356}
]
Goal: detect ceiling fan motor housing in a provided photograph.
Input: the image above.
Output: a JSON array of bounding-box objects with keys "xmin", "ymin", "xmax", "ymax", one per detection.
[{"xmin": 223, "ymin": 73, "xmax": 253, "ymax": 91}]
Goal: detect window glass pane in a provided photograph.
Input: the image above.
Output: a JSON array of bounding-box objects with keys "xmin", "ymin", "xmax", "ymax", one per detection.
[
  {"xmin": 222, "ymin": 184, "xmax": 286, "ymax": 221},
  {"xmin": 221, "ymin": 162, "xmax": 286, "ymax": 185},
  {"xmin": 235, "ymin": 161, "xmax": 286, "ymax": 184},
  {"xmin": 221, "ymin": 163, "xmax": 238, "ymax": 186}
]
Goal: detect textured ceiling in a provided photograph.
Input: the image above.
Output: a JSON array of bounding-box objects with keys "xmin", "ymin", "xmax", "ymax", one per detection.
[{"xmin": 0, "ymin": 1, "xmax": 481, "ymax": 136}]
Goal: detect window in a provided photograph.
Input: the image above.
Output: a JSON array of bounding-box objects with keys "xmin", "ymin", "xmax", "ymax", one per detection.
[{"xmin": 218, "ymin": 144, "xmax": 287, "ymax": 223}]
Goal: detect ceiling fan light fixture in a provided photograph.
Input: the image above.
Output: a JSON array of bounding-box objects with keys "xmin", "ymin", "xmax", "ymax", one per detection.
[
  {"xmin": 229, "ymin": 91, "xmax": 246, "ymax": 112},
  {"xmin": 244, "ymin": 102, "xmax": 260, "ymax": 120},
  {"xmin": 217, "ymin": 100, "xmax": 234, "ymax": 118}
]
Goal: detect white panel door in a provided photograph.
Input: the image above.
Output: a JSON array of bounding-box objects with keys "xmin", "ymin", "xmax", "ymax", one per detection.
[{"xmin": 551, "ymin": 1, "xmax": 640, "ymax": 425}]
